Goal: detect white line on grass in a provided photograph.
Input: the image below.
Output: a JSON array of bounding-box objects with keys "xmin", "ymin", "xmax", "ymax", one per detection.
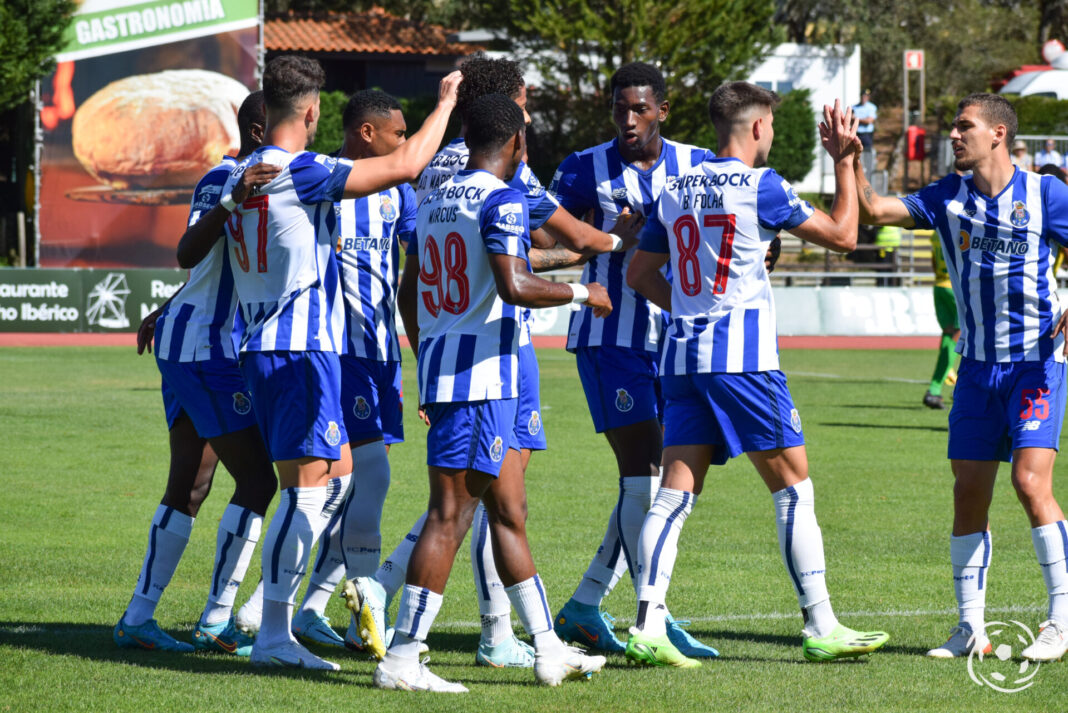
[{"xmin": 429, "ymin": 604, "xmax": 1044, "ymax": 630}]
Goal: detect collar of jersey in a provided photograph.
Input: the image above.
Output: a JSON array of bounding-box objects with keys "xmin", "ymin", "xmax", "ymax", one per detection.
[
  {"xmin": 963, "ymin": 164, "xmax": 1019, "ymax": 203},
  {"xmin": 611, "ymin": 136, "xmax": 670, "ymax": 176},
  {"xmin": 448, "ymin": 137, "xmax": 466, "ymax": 147},
  {"xmin": 705, "ymin": 156, "xmax": 746, "ymax": 166}
]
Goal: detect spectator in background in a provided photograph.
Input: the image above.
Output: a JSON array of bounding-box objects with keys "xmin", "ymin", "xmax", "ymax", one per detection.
[
  {"xmin": 854, "ymin": 89, "xmax": 877, "ymax": 153},
  {"xmin": 1010, "ymin": 139, "xmax": 1033, "ymax": 171},
  {"xmin": 1034, "ymin": 138, "xmax": 1063, "ymax": 170}
]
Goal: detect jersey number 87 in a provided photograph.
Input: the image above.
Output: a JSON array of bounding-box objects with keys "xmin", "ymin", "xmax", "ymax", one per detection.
[
  {"xmin": 419, "ymin": 232, "xmax": 470, "ymax": 316},
  {"xmin": 673, "ymin": 213, "xmax": 736, "ymax": 296}
]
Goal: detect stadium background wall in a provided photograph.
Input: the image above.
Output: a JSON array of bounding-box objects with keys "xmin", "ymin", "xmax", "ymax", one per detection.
[{"xmin": 0, "ymin": 269, "xmax": 956, "ymax": 337}]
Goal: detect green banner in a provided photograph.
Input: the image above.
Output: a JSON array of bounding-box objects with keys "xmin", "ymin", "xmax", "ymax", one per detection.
[
  {"xmin": 0, "ymin": 269, "xmax": 186, "ymax": 332},
  {"xmin": 57, "ymin": 0, "xmax": 258, "ymax": 62}
]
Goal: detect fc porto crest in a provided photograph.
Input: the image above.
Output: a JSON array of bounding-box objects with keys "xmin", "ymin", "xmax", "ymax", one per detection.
[
  {"xmin": 1010, "ymin": 200, "xmax": 1030, "ymax": 228},
  {"xmin": 489, "ymin": 435, "xmax": 504, "ymax": 462},
  {"xmin": 325, "ymin": 420, "xmax": 342, "ymax": 447},
  {"xmin": 615, "ymin": 388, "xmax": 634, "ymax": 413},
  {"xmin": 790, "ymin": 408, "xmax": 802, "ymax": 434},
  {"xmin": 353, "ymin": 396, "xmax": 371, "ymax": 420},
  {"xmin": 379, "ymin": 195, "xmax": 398, "ymax": 222},
  {"xmin": 527, "ymin": 410, "xmax": 541, "ymax": 436},
  {"xmin": 232, "ymin": 392, "xmax": 252, "ymax": 415}
]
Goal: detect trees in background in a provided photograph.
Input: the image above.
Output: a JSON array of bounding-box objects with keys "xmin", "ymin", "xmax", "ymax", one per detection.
[{"xmin": 0, "ymin": 0, "xmax": 74, "ymax": 111}]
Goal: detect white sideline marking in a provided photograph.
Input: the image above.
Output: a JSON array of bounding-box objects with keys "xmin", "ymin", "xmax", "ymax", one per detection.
[
  {"xmin": 792, "ymin": 370, "xmax": 928, "ymax": 385},
  {"xmin": 431, "ymin": 604, "xmax": 1044, "ymax": 630}
]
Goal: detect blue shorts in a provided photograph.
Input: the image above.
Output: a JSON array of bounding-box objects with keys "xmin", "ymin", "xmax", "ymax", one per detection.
[
  {"xmin": 156, "ymin": 357, "xmax": 257, "ymax": 439},
  {"xmin": 340, "ymin": 355, "xmax": 404, "ymax": 445},
  {"xmin": 575, "ymin": 345, "xmax": 662, "ymax": 433},
  {"xmin": 662, "ymin": 371, "xmax": 805, "ymax": 465},
  {"xmin": 424, "ymin": 398, "xmax": 520, "ymax": 477},
  {"xmin": 515, "ymin": 342, "xmax": 547, "ymax": 451},
  {"xmin": 240, "ymin": 350, "xmax": 348, "ymax": 462},
  {"xmin": 948, "ymin": 357, "xmax": 1066, "ymax": 462}
]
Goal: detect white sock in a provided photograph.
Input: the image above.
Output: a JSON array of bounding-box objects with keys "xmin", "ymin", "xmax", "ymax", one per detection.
[
  {"xmin": 125, "ymin": 505, "xmax": 194, "ymax": 626},
  {"xmin": 376, "ymin": 512, "xmax": 426, "ymax": 599},
  {"xmin": 299, "ymin": 473, "xmax": 351, "ymax": 616},
  {"xmin": 258, "ymin": 485, "xmax": 333, "ymax": 647},
  {"xmin": 471, "ymin": 503, "xmax": 514, "ymax": 646},
  {"xmin": 618, "ymin": 476, "xmax": 660, "ymax": 585},
  {"xmin": 201, "ymin": 504, "xmax": 263, "ymax": 626},
  {"xmin": 573, "ymin": 507, "xmax": 627, "ymax": 607},
  {"xmin": 342, "ymin": 443, "xmax": 390, "ymax": 577},
  {"xmin": 951, "ymin": 531, "xmax": 991, "ymax": 634},
  {"xmin": 506, "ymin": 574, "xmax": 564, "ymax": 653},
  {"xmin": 1031, "ymin": 521, "xmax": 1068, "ymax": 624},
  {"xmin": 772, "ymin": 479, "xmax": 837, "ymax": 638},
  {"xmin": 237, "ymin": 578, "xmax": 264, "ymax": 628},
  {"xmin": 391, "ymin": 584, "xmax": 443, "ymax": 662},
  {"xmin": 635, "ymin": 488, "xmax": 694, "ymax": 637}
]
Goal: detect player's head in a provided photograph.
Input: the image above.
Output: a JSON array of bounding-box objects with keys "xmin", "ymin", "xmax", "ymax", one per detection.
[
  {"xmin": 951, "ymin": 93, "xmax": 1017, "ymax": 171},
  {"xmin": 457, "ymin": 52, "xmax": 529, "ymax": 125},
  {"xmin": 610, "ymin": 62, "xmax": 668, "ymax": 153},
  {"xmin": 236, "ymin": 90, "xmax": 266, "ymax": 158},
  {"xmin": 342, "ymin": 89, "xmax": 406, "ymax": 159},
  {"xmin": 263, "ymin": 55, "xmax": 326, "ymax": 147},
  {"xmin": 707, "ymin": 81, "xmax": 780, "ymax": 166},
  {"xmin": 464, "ymin": 93, "xmax": 526, "ymax": 180}
]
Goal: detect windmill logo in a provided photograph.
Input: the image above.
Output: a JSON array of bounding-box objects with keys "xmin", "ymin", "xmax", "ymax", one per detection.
[{"xmin": 86, "ymin": 273, "xmax": 131, "ymax": 329}]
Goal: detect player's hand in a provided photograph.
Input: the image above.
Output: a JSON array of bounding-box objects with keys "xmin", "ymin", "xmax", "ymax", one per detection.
[
  {"xmin": 765, "ymin": 235, "xmax": 782, "ymax": 274},
  {"xmin": 819, "ymin": 100, "xmax": 859, "ymax": 164},
  {"xmin": 609, "ymin": 207, "xmax": 644, "ymax": 252},
  {"xmin": 1052, "ymin": 310, "xmax": 1068, "ymax": 356},
  {"xmin": 584, "ymin": 282, "xmax": 612, "ymax": 318},
  {"xmin": 137, "ymin": 308, "xmax": 162, "ymax": 355},
  {"xmin": 438, "ymin": 70, "xmax": 462, "ymax": 108},
  {"xmin": 417, "ymin": 406, "xmax": 431, "ymax": 427},
  {"xmin": 233, "ymin": 162, "xmax": 282, "ymax": 204}
]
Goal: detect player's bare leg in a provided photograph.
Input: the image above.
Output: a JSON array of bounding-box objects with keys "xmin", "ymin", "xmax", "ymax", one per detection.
[
  {"xmin": 252, "ymin": 448, "xmax": 352, "ymax": 671},
  {"xmin": 1010, "ymin": 448, "xmax": 1068, "ymax": 660}
]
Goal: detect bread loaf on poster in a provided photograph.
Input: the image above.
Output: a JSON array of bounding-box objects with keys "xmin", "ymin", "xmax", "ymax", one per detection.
[{"xmin": 72, "ymin": 69, "xmax": 249, "ymax": 189}]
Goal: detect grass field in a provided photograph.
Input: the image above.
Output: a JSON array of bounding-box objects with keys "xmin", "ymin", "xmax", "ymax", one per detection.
[{"xmin": 1, "ymin": 346, "xmax": 1065, "ymax": 712}]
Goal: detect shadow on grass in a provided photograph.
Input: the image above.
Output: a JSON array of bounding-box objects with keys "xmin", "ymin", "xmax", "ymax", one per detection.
[
  {"xmin": 0, "ymin": 621, "xmax": 361, "ymax": 685},
  {"xmin": 837, "ymin": 404, "xmax": 934, "ymax": 411},
  {"xmin": 819, "ymin": 422, "xmax": 947, "ymax": 433}
]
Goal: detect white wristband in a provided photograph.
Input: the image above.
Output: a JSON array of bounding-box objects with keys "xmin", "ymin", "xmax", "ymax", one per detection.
[
  {"xmin": 609, "ymin": 233, "xmax": 625, "ymax": 252},
  {"xmin": 567, "ymin": 283, "xmax": 589, "ymax": 304},
  {"xmin": 219, "ymin": 193, "xmax": 237, "ymax": 212}
]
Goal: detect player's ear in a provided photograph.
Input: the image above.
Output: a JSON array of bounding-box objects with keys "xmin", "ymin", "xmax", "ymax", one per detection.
[
  {"xmin": 658, "ymin": 99, "xmax": 669, "ymax": 122},
  {"xmin": 360, "ymin": 121, "xmax": 375, "ymax": 143},
  {"xmin": 249, "ymin": 121, "xmax": 265, "ymax": 146}
]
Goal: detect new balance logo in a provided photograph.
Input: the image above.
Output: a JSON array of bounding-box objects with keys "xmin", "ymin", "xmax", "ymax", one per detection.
[{"xmin": 1023, "ymin": 420, "xmax": 1041, "ymax": 431}]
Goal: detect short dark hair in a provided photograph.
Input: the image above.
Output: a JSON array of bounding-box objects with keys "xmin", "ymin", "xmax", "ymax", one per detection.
[
  {"xmin": 1038, "ymin": 163, "xmax": 1067, "ymax": 182},
  {"xmin": 707, "ymin": 81, "xmax": 780, "ymax": 140},
  {"xmin": 464, "ymin": 94, "xmax": 525, "ymax": 155},
  {"xmin": 342, "ymin": 89, "xmax": 402, "ymax": 130},
  {"xmin": 457, "ymin": 52, "xmax": 524, "ymax": 120},
  {"xmin": 237, "ymin": 90, "xmax": 265, "ymax": 147},
  {"xmin": 610, "ymin": 62, "xmax": 667, "ymax": 103},
  {"xmin": 957, "ymin": 93, "xmax": 1018, "ymax": 147},
  {"xmin": 263, "ymin": 55, "xmax": 325, "ymax": 116}
]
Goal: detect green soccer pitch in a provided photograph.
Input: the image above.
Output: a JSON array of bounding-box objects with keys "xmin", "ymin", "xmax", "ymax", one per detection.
[{"xmin": 1, "ymin": 346, "xmax": 1065, "ymax": 712}]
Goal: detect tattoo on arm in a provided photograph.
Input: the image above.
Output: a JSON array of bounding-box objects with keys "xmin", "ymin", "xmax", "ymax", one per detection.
[
  {"xmin": 529, "ymin": 245, "xmax": 585, "ymax": 273},
  {"xmin": 863, "ymin": 185, "xmax": 874, "ymax": 203}
]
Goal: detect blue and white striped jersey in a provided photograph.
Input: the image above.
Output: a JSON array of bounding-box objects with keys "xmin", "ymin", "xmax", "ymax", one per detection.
[
  {"xmin": 330, "ymin": 183, "xmax": 417, "ymax": 361},
  {"xmin": 155, "ymin": 156, "xmax": 241, "ymax": 362},
  {"xmin": 639, "ymin": 157, "xmax": 813, "ymax": 375},
  {"xmin": 550, "ymin": 137, "xmax": 714, "ymax": 352},
  {"xmin": 408, "ymin": 170, "xmax": 529, "ymax": 403},
  {"xmin": 904, "ymin": 168, "xmax": 1068, "ymax": 362},
  {"xmin": 222, "ymin": 147, "xmax": 352, "ymax": 353}
]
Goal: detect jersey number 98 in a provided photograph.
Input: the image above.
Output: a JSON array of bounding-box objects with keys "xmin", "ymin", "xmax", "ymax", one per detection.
[{"xmin": 419, "ymin": 232, "xmax": 470, "ymax": 316}]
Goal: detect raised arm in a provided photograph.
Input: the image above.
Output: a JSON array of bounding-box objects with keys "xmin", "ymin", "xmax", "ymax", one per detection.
[
  {"xmin": 853, "ymin": 153, "xmax": 916, "ymax": 227},
  {"xmin": 176, "ymin": 162, "xmax": 281, "ymax": 269},
  {"xmin": 341, "ymin": 71, "xmax": 462, "ymax": 199},
  {"xmin": 540, "ymin": 204, "xmax": 644, "ymax": 255},
  {"xmin": 488, "ymin": 254, "xmax": 612, "ymax": 318},
  {"xmin": 626, "ymin": 249, "xmax": 671, "ymax": 312}
]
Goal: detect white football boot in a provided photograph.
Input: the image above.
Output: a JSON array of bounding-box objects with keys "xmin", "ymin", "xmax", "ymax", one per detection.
[
  {"xmin": 1022, "ymin": 620, "xmax": 1068, "ymax": 661},
  {"xmin": 926, "ymin": 624, "xmax": 992, "ymax": 658}
]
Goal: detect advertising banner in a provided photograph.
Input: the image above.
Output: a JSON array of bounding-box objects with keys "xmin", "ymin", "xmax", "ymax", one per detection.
[
  {"xmin": 0, "ymin": 268, "xmax": 184, "ymax": 332},
  {"xmin": 37, "ymin": 0, "xmax": 259, "ymax": 268}
]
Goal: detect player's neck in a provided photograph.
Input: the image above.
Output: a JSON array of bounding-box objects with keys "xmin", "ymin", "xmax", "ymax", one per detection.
[
  {"xmin": 466, "ymin": 154, "xmax": 509, "ymax": 181},
  {"xmin": 969, "ymin": 154, "xmax": 1016, "ymax": 199},
  {"xmin": 264, "ymin": 120, "xmax": 310, "ymax": 154},
  {"xmin": 339, "ymin": 139, "xmax": 370, "ymax": 162},
  {"xmin": 617, "ymin": 133, "xmax": 662, "ymax": 168},
  {"xmin": 715, "ymin": 141, "xmax": 756, "ymax": 168}
]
